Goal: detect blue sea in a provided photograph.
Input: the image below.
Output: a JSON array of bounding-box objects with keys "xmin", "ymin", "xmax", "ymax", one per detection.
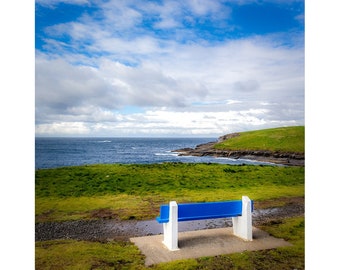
[{"xmin": 35, "ymin": 137, "xmax": 274, "ymax": 169}]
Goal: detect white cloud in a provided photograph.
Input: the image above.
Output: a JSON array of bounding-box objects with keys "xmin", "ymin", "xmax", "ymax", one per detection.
[
  {"xmin": 35, "ymin": 107, "xmax": 300, "ymax": 137},
  {"xmin": 36, "ymin": 32, "xmax": 304, "ymax": 136},
  {"xmin": 35, "ymin": 0, "xmax": 304, "ymax": 136},
  {"xmin": 35, "ymin": 57, "xmax": 117, "ymax": 115},
  {"xmin": 36, "ymin": 122, "xmax": 90, "ymax": 135}
]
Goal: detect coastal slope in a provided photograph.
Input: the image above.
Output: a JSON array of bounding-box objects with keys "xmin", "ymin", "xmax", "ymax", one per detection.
[{"xmin": 173, "ymin": 126, "xmax": 305, "ymax": 166}]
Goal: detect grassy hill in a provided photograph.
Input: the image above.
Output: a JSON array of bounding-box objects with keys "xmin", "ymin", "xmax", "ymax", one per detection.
[{"xmin": 214, "ymin": 126, "xmax": 304, "ymax": 153}]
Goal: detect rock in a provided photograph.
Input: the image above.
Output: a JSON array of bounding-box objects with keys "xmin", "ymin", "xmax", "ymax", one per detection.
[{"xmin": 172, "ymin": 135, "xmax": 304, "ymax": 166}]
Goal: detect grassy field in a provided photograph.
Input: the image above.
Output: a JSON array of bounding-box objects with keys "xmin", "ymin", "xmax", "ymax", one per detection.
[
  {"xmin": 36, "ymin": 163, "xmax": 304, "ymax": 268},
  {"xmin": 35, "ymin": 126, "xmax": 305, "ymax": 269},
  {"xmin": 214, "ymin": 126, "xmax": 304, "ymax": 153},
  {"xmin": 35, "ymin": 216, "xmax": 304, "ymax": 269},
  {"xmin": 36, "ymin": 163, "xmax": 304, "ymax": 222}
]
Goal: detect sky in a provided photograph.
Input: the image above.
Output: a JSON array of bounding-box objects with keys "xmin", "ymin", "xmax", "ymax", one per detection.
[
  {"xmin": 3, "ymin": 2, "xmax": 340, "ymax": 267},
  {"xmin": 4, "ymin": 1, "xmax": 340, "ymax": 268},
  {"xmin": 35, "ymin": 0, "xmax": 305, "ymax": 137}
]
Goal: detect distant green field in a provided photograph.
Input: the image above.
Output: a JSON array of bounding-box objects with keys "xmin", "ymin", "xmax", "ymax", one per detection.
[
  {"xmin": 214, "ymin": 126, "xmax": 304, "ymax": 152},
  {"xmin": 36, "ymin": 163, "xmax": 304, "ymax": 222}
]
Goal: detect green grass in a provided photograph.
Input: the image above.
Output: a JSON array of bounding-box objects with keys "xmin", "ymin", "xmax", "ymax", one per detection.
[
  {"xmin": 214, "ymin": 126, "xmax": 304, "ymax": 153},
  {"xmin": 35, "ymin": 216, "xmax": 304, "ymax": 269},
  {"xmin": 36, "ymin": 163, "xmax": 304, "ymax": 222},
  {"xmin": 36, "ymin": 163, "xmax": 304, "ymax": 198},
  {"xmin": 35, "ymin": 126, "xmax": 305, "ymax": 268},
  {"xmin": 35, "ymin": 240, "xmax": 145, "ymax": 269}
]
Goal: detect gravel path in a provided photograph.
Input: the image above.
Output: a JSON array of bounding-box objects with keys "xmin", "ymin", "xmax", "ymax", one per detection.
[{"xmin": 36, "ymin": 201, "xmax": 304, "ymax": 242}]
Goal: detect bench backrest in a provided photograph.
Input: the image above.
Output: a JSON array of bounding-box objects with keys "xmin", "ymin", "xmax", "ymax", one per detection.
[{"xmin": 156, "ymin": 200, "xmax": 253, "ymax": 223}]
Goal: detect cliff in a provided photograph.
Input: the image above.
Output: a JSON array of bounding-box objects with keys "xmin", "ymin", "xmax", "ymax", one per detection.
[{"xmin": 173, "ymin": 133, "xmax": 304, "ymax": 166}]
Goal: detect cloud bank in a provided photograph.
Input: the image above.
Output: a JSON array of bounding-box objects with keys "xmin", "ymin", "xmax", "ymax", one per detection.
[{"xmin": 35, "ymin": 0, "xmax": 304, "ymax": 137}]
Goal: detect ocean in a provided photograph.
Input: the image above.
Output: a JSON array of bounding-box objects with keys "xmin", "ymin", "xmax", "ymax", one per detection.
[{"xmin": 35, "ymin": 137, "xmax": 273, "ymax": 169}]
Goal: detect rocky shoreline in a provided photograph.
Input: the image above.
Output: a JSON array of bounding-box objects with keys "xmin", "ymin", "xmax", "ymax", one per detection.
[{"xmin": 172, "ymin": 133, "xmax": 304, "ymax": 166}]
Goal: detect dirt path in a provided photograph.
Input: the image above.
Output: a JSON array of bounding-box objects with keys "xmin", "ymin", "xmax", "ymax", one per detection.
[{"xmin": 35, "ymin": 198, "xmax": 304, "ymax": 242}]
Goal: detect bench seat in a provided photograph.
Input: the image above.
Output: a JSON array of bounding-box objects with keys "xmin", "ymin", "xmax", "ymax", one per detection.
[{"xmin": 156, "ymin": 201, "xmax": 244, "ymax": 223}]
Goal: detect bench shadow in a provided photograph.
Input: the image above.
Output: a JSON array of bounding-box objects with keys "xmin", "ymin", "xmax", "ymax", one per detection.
[
  {"xmin": 177, "ymin": 228, "xmax": 267, "ymax": 249},
  {"xmin": 178, "ymin": 230, "xmax": 232, "ymax": 249}
]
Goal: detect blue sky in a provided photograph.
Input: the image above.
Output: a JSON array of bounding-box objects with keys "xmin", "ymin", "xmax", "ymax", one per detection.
[{"xmin": 35, "ymin": 0, "xmax": 305, "ymax": 137}]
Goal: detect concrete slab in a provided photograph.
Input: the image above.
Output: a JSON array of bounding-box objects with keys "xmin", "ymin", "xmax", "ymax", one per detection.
[{"xmin": 130, "ymin": 227, "xmax": 292, "ymax": 266}]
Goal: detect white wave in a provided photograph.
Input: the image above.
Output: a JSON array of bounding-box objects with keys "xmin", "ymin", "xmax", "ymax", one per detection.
[
  {"xmin": 154, "ymin": 152, "xmax": 178, "ymax": 156},
  {"xmin": 215, "ymin": 156, "xmax": 277, "ymax": 165}
]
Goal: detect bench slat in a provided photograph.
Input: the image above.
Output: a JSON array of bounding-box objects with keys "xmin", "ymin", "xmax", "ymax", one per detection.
[
  {"xmin": 178, "ymin": 201, "xmax": 242, "ymax": 221},
  {"xmin": 178, "ymin": 212, "xmax": 240, "ymax": 222},
  {"xmin": 156, "ymin": 200, "xmax": 253, "ymax": 223},
  {"xmin": 156, "ymin": 205, "xmax": 170, "ymax": 223}
]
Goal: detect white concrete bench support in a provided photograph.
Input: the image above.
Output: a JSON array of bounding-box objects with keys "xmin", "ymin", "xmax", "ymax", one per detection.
[
  {"xmin": 162, "ymin": 201, "xmax": 179, "ymax": 251},
  {"xmin": 232, "ymin": 196, "xmax": 253, "ymax": 241}
]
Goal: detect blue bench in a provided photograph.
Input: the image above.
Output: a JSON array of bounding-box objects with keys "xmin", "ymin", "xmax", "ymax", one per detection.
[
  {"xmin": 156, "ymin": 196, "xmax": 253, "ymax": 250},
  {"xmin": 156, "ymin": 200, "xmax": 250, "ymax": 223}
]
